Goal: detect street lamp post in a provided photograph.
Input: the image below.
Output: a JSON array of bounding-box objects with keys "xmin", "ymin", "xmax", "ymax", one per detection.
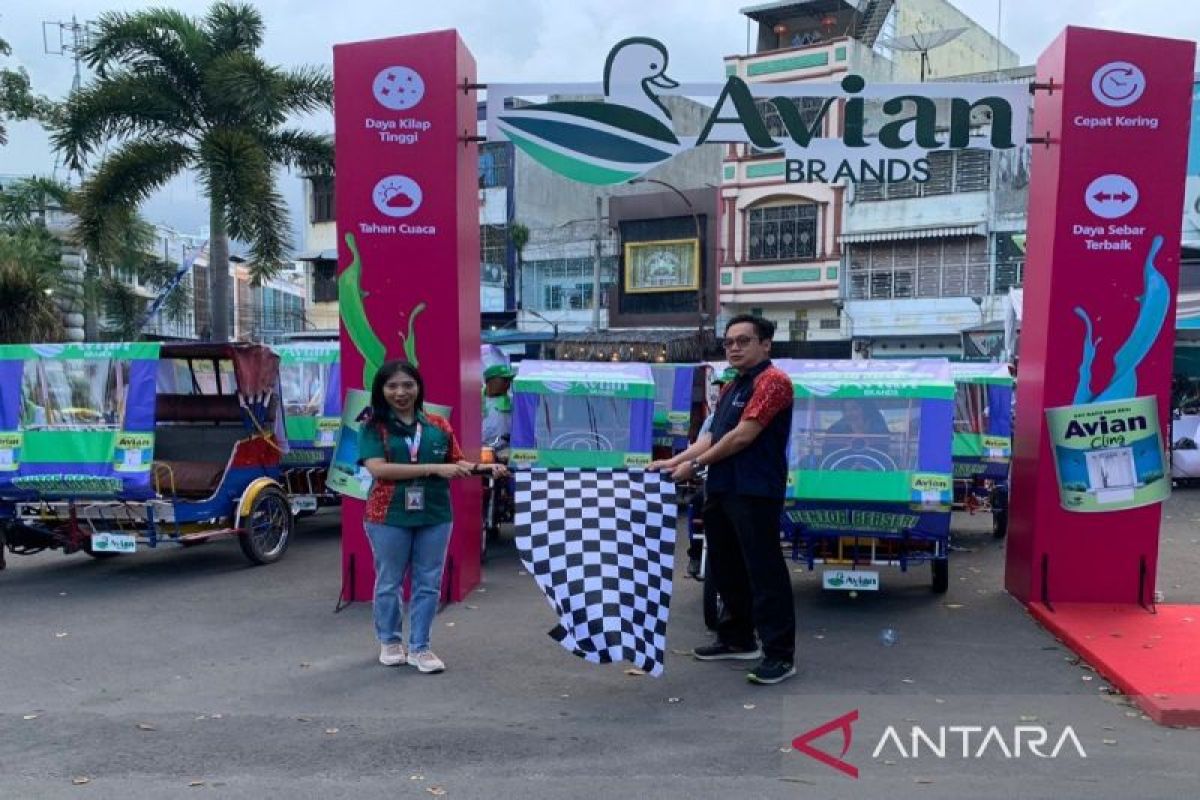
[
  {"xmin": 593, "ymin": 195, "xmax": 603, "ymax": 331},
  {"xmin": 629, "ymin": 177, "xmax": 706, "ymax": 331}
]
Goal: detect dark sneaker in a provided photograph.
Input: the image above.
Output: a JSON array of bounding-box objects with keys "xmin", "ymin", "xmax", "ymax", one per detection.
[
  {"xmin": 686, "ymin": 556, "xmax": 701, "ymax": 579},
  {"xmin": 747, "ymin": 658, "xmax": 797, "ymax": 685},
  {"xmin": 692, "ymin": 642, "xmax": 763, "ymax": 661}
]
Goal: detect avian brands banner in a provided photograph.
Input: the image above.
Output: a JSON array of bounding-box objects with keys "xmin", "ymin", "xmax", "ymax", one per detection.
[
  {"xmin": 485, "ymin": 37, "xmax": 1029, "ymax": 186},
  {"xmin": 1006, "ymin": 28, "xmax": 1195, "ymax": 604},
  {"xmin": 332, "ymin": 30, "xmax": 483, "ymax": 602}
]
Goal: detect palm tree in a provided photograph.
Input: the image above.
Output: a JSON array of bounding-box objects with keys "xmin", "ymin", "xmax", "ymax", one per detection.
[
  {"xmin": 0, "ymin": 195, "xmax": 66, "ymax": 343},
  {"xmin": 1, "ymin": 34, "xmax": 55, "ymax": 146},
  {"xmin": 52, "ymin": 3, "xmax": 333, "ymax": 341},
  {"xmin": 0, "ymin": 176, "xmax": 192, "ymax": 342}
]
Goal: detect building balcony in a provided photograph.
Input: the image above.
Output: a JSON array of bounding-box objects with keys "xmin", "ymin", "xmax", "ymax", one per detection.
[
  {"xmin": 725, "ymin": 37, "xmax": 855, "ymax": 82},
  {"xmin": 723, "ymin": 36, "xmax": 894, "ymax": 83},
  {"xmin": 719, "ymin": 259, "xmax": 841, "ymax": 305}
]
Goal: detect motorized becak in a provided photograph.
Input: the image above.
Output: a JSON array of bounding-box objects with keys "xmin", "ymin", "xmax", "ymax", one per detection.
[{"xmin": 0, "ymin": 342, "xmax": 295, "ymax": 570}]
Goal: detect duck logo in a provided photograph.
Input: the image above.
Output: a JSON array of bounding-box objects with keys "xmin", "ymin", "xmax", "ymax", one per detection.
[{"xmin": 495, "ymin": 37, "xmax": 681, "ymax": 185}]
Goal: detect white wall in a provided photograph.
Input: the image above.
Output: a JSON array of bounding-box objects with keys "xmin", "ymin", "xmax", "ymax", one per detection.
[
  {"xmin": 843, "ymin": 191, "xmax": 989, "ymax": 233},
  {"xmin": 845, "ymin": 295, "xmax": 1006, "ymax": 337}
]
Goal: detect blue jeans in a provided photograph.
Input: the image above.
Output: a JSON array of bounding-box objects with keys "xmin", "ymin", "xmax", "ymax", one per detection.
[{"xmin": 364, "ymin": 521, "xmax": 453, "ymax": 651}]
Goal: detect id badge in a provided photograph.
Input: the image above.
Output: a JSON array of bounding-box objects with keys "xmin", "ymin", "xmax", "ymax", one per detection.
[{"xmin": 404, "ymin": 485, "xmax": 425, "ymax": 512}]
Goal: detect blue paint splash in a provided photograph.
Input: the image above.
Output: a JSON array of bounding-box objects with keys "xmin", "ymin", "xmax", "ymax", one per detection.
[
  {"xmin": 1072, "ymin": 307, "xmax": 1100, "ymax": 405},
  {"xmin": 1073, "ymin": 235, "xmax": 1170, "ymax": 404}
]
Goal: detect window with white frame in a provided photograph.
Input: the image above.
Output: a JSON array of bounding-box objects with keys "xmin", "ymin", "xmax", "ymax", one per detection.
[
  {"xmin": 480, "ymin": 224, "xmax": 508, "ymax": 287},
  {"xmin": 753, "ymin": 98, "xmax": 829, "ymax": 141},
  {"xmin": 856, "ymin": 149, "xmax": 991, "ymax": 202},
  {"xmin": 747, "ymin": 203, "xmax": 819, "ymax": 263},
  {"xmin": 522, "ymin": 257, "xmax": 617, "ymax": 312},
  {"xmin": 847, "ymin": 237, "xmax": 989, "ymax": 300}
]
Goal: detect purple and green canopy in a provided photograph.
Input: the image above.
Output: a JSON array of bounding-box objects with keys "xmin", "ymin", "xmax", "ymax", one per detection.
[
  {"xmin": 773, "ymin": 359, "xmax": 955, "ymax": 509},
  {"xmin": 276, "ymin": 343, "xmax": 341, "ymax": 465},
  {"xmin": 0, "ymin": 343, "xmax": 161, "ymax": 499},
  {"xmin": 510, "ymin": 360, "xmax": 655, "ymax": 468},
  {"xmin": 949, "ymin": 362, "xmax": 1014, "ymax": 478}
]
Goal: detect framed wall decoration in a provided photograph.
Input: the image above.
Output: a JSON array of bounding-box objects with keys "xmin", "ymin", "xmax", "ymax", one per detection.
[{"xmin": 624, "ymin": 238, "xmax": 700, "ymax": 294}]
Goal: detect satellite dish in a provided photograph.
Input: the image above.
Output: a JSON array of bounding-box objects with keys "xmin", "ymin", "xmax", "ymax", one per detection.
[{"xmin": 881, "ymin": 27, "xmax": 968, "ymax": 81}]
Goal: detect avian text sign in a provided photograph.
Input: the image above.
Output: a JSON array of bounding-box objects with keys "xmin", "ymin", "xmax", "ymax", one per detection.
[{"xmin": 485, "ymin": 37, "xmax": 1029, "ymax": 186}]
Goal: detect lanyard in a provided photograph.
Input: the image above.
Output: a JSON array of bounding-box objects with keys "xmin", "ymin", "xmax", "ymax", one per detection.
[{"xmin": 403, "ymin": 423, "xmax": 422, "ymax": 464}]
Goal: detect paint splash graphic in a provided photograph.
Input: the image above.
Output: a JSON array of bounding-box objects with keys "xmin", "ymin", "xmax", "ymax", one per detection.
[
  {"xmin": 337, "ymin": 232, "xmax": 430, "ymax": 387},
  {"xmin": 401, "ymin": 302, "xmax": 426, "ymax": 368},
  {"xmin": 1073, "ymin": 235, "xmax": 1169, "ymax": 403}
]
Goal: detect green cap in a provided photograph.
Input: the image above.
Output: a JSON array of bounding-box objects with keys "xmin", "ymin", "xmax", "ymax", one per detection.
[
  {"xmin": 484, "ymin": 364, "xmax": 516, "ymax": 380},
  {"xmin": 713, "ymin": 367, "xmax": 738, "ymax": 384}
]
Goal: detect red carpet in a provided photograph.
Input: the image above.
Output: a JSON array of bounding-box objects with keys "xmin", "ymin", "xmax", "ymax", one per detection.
[{"xmin": 1028, "ymin": 603, "xmax": 1200, "ymax": 726}]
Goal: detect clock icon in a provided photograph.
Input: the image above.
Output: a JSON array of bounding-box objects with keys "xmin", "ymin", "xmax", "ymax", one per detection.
[{"xmin": 1091, "ymin": 61, "xmax": 1145, "ymax": 108}]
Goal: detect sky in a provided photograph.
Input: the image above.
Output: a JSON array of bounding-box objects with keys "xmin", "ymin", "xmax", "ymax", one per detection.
[{"xmin": 1, "ymin": 0, "xmax": 1198, "ymax": 248}]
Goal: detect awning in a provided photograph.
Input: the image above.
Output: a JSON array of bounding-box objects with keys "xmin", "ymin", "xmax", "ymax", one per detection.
[
  {"xmin": 839, "ymin": 224, "xmax": 987, "ymax": 245},
  {"xmin": 962, "ymin": 319, "xmax": 1005, "ymax": 334},
  {"xmin": 1177, "ymin": 291, "xmax": 1200, "ymax": 328},
  {"xmin": 294, "ymin": 249, "xmax": 337, "ymax": 261}
]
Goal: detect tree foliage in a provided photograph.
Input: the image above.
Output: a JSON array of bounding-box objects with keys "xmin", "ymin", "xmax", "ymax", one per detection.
[
  {"xmin": 51, "ymin": 3, "xmax": 333, "ymax": 340},
  {"xmin": 0, "ymin": 35, "xmax": 58, "ymax": 146}
]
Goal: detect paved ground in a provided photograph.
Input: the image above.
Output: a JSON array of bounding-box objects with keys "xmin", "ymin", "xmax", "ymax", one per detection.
[{"xmin": 2, "ymin": 491, "xmax": 1199, "ymax": 799}]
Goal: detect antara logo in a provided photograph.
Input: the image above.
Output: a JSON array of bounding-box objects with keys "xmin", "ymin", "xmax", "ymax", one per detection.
[{"xmin": 792, "ymin": 711, "xmax": 1088, "ymax": 779}]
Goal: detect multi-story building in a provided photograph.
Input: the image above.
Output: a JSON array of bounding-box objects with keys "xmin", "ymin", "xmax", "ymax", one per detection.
[
  {"xmin": 136, "ymin": 226, "xmax": 205, "ymax": 340},
  {"xmin": 190, "ymin": 251, "xmax": 309, "ymax": 342},
  {"xmin": 717, "ymin": 0, "xmax": 1017, "ymax": 354},
  {"xmin": 841, "ymin": 65, "xmax": 1032, "ymax": 360},
  {"xmin": 512, "ymin": 96, "xmax": 722, "ymax": 337},
  {"xmin": 296, "ymin": 172, "xmax": 339, "ymax": 331}
]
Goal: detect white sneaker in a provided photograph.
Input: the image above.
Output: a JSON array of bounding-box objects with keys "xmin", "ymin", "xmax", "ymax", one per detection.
[
  {"xmin": 379, "ymin": 642, "xmax": 407, "ymax": 666},
  {"xmin": 407, "ymin": 649, "xmax": 445, "ymax": 673}
]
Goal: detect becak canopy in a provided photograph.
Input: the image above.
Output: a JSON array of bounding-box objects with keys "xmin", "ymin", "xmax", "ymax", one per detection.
[
  {"xmin": 0, "ymin": 342, "xmax": 161, "ymax": 499},
  {"xmin": 949, "ymin": 362, "xmax": 1014, "ymax": 477},
  {"xmin": 773, "ymin": 359, "xmax": 955, "ymax": 509},
  {"xmin": 510, "ymin": 360, "xmax": 654, "ymax": 468}
]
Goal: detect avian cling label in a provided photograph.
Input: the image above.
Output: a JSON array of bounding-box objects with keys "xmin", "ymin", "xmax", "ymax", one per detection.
[
  {"xmin": 1045, "ymin": 397, "xmax": 1168, "ymax": 512},
  {"xmin": 112, "ymin": 433, "xmax": 154, "ymax": 473},
  {"xmin": 0, "ymin": 432, "xmax": 21, "ymax": 471}
]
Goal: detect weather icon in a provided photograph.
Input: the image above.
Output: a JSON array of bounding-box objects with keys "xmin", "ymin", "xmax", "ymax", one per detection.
[
  {"xmin": 371, "ymin": 175, "xmax": 423, "ymax": 218},
  {"xmin": 372, "ymin": 66, "xmax": 425, "ymax": 111}
]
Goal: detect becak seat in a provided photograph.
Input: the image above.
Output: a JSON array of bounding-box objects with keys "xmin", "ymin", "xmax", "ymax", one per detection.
[{"xmin": 152, "ymin": 460, "xmax": 225, "ymax": 498}]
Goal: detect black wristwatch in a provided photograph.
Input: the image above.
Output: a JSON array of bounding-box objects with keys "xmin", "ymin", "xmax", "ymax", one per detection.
[{"xmin": 690, "ymin": 459, "xmax": 703, "ymax": 473}]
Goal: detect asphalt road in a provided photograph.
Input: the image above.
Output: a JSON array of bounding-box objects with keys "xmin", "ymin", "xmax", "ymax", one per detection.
[{"xmin": 2, "ymin": 494, "xmax": 1199, "ymax": 800}]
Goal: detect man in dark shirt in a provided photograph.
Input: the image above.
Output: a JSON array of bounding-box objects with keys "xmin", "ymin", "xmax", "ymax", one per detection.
[{"xmin": 648, "ymin": 314, "xmax": 796, "ymax": 685}]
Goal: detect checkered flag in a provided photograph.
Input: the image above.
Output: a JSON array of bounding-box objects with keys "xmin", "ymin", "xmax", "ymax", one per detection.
[{"xmin": 514, "ymin": 469, "xmax": 678, "ymax": 676}]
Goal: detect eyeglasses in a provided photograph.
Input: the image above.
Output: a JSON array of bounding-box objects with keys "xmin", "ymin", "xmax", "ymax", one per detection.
[{"xmin": 722, "ymin": 335, "xmax": 759, "ymax": 350}]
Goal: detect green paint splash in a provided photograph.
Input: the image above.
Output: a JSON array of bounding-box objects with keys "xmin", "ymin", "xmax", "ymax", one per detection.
[
  {"xmin": 338, "ymin": 232, "xmax": 387, "ymax": 388},
  {"xmin": 338, "ymin": 232, "xmax": 432, "ymax": 387},
  {"xmin": 402, "ymin": 302, "xmax": 427, "ymax": 367}
]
